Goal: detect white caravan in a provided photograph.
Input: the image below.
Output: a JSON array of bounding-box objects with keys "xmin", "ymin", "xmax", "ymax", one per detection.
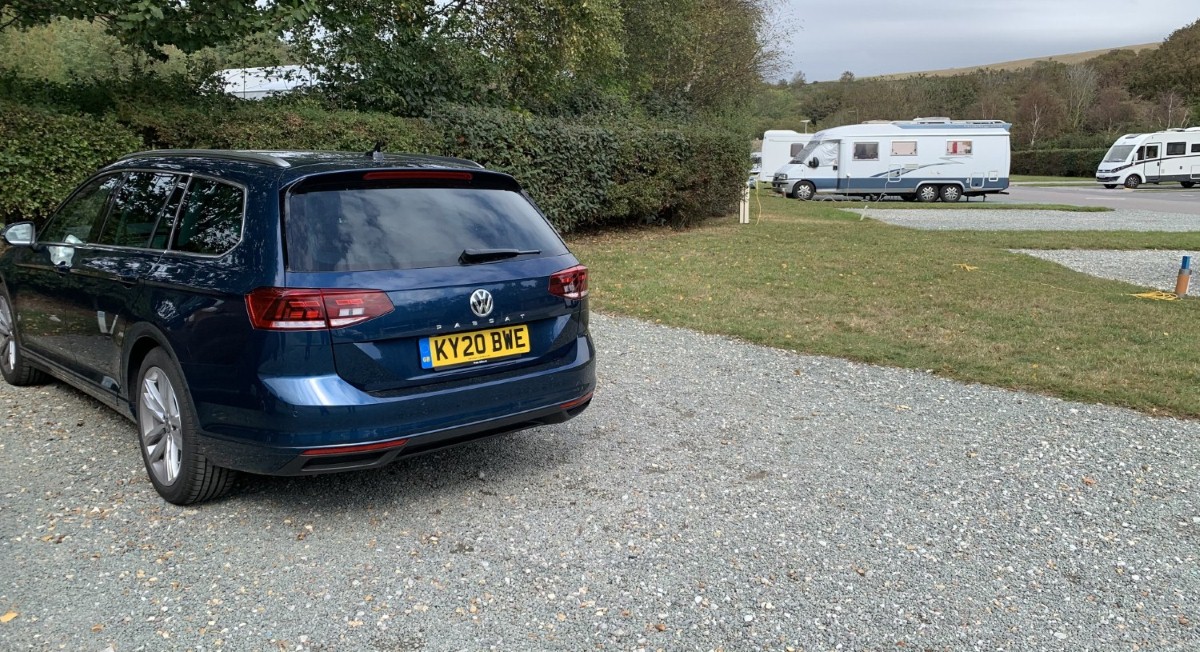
[
  {"xmin": 1095, "ymin": 128, "xmax": 1200, "ymax": 189},
  {"xmin": 759, "ymin": 130, "xmax": 813, "ymax": 183},
  {"xmin": 771, "ymin": 118, "xmax": 1011, "ymax": 202}
]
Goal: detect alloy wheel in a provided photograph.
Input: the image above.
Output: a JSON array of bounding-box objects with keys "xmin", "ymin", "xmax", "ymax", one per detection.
[{"xmin": 138, "ymin": 366, "xmax": 184, "ymax": 485}]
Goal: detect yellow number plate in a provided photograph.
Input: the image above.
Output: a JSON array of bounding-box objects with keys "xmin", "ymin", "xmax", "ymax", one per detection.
[{"xmin": 420, "ymin": 325, "xmax": 530, "ymax": 369}]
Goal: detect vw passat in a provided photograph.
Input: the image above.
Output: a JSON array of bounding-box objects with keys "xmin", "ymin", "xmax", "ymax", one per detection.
[{"xmin": 0, "ymin": 150, "xmax": 595, "ymax": 504}]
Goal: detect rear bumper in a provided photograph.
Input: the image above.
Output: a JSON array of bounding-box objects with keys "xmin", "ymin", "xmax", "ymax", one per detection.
[{"xmin": 191, "ymin": 334, "xmax": 595, "ymax": 475}]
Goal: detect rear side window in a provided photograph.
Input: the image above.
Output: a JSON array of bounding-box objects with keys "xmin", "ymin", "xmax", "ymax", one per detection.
[
  {"xmin": 98, "ymin": 172, "xmax": 181, "ymax": 248},
  {"xmin": 286, "ymin": 186, "xmax": 568, "ymax": 272},
  {"xmin": 1167, "ymin": 142, "xmax": 1186, "ymax": 156},
  {"xmin": 173, "ymin": 178, "xmax": 245, "ymax": 255}
]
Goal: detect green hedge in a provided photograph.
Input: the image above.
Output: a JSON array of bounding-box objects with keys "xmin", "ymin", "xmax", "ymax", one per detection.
[
  {"xmin": 2, "ymin": 99, "xmax": 746, "ymax": 232},
  {"xmin": 1012, "ymin": 148, "xmax": 1107, "ymax": 177},
  {"xmin": 0, "ymin": 102, "xmax": 141, "ymax": 225},
  {"xmin": 117, "ymin": 100, "xmax": 439, "ymax": 153}
]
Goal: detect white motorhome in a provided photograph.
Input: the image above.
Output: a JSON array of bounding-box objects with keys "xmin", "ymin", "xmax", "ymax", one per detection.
[
  {"xmin": 759, "ymin": 130, "xmax": 813, "ymax": 183},
  {"xmin": 1095, "ymin": 128, "xmax": 1200, "ymax": 189},
  {"xmin": 771, "ymin": 118, "xmax": 1011, "ymax": 202},
  {"xmin": 215, "ymin": 65, "xmax": 318, "ymax": 100}
]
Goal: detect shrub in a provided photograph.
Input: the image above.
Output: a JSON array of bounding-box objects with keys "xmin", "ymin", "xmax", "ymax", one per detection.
[
  {"xmin": 1, "ymin": 98, "xmax": 747, "ymax": 232},
  {"xmin": 1012, "ymin": 148, "xmax": 1108, "ymax": 177},
  {"xmin": 0, "ymin": 102, "xmax": 140, "ymax": 225},
  {"xmin": 117, "ymin": 99, "xmax": 439, "ymax": 152}
]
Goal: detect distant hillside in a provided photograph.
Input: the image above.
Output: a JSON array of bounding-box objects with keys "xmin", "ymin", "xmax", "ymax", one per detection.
[{"xmin": 874, "ymin": 43, "xmax": 1160, "ymax": 79}]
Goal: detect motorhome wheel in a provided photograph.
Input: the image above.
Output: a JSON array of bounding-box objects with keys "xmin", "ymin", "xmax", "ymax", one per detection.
[{"xmin": 916, "ymin": 185, "xmax": 939, "ymax": 202}]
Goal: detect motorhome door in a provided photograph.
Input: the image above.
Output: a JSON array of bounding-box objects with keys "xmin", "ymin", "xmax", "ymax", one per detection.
[{"xmin": 1145, "ymin": 142, "xmax": 1162, "ymax": 182}]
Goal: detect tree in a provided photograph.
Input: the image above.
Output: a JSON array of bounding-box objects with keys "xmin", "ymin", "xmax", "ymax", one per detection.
[
  {"xmin": 971, "ymin": 72, "xmax": 1014, "ymax": 121},
  {"xmin": 1015, "ymin": 82, "xmax": 1066, "ymax": 147},
  {"xmin": 1132, "ymin": 19, "xmax": 1200, "ymax": 98},
  {"xmin": 790, "ymin": 70, "xmax": 807, "ymax": 87},
  {"xmin": 1155, "ymin": 90, "xmax": 1188, "ymax": 129},
  {"xmin": 1064, "ymin": 64, "xmax": 1099, "ymax": 131},
  {"xmin": 839, "ymin": 70, "xmax": 855, "ymax": 83},
  {"xmin": 1088, "ymin": 86, "xmax": 1135, "ymax": 132},
  {"xmin": 0, "ymin": 1, "xmax": 315, "ymax": 58},
  {"xmin": 621, "ymin": 0, "xmax": 775, "ymax": 112}
]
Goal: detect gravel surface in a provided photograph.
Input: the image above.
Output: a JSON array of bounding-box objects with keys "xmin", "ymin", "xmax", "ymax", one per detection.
[
  {"xmin": 1014, "ymin": 249, "xmax": 1197, "ymax": 294},
  {"xmin": 2, "ymin": 313, "xmax": 1199, "ymax": 651},
  {"xmin": 853, "ymin": 208, "xmax": 1200, "ymax": 231}
]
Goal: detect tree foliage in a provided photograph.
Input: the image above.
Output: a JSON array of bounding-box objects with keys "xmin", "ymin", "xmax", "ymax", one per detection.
[{"xmin": 1, "ymin": 1, "xmax": 314, "ymax": 58}]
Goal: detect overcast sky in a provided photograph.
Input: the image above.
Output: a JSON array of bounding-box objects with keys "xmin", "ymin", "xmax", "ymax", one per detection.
[{"xmin": 772, "ymin": 1, "xmax": 1197, "ymax": 82}]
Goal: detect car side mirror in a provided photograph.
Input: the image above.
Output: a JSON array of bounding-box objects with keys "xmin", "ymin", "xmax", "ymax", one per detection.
[
  {"xmin": 808, "ymin": 158, "xmax": 819, "ymax": 169},
  {"xmin": 2, "ymin": 222, "xmax": 34, "ymax": 247}
]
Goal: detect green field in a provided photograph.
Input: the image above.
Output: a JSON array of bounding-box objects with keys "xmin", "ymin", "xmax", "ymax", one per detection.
[{"xmin": 571, "ymin": 195, "xmax": 1200, "ymax": 418}]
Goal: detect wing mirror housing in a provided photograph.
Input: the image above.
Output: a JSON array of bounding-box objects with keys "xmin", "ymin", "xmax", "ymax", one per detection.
[
  {"xmin": 2, "ymin": 222, "xmax": 34, "ymax": 247},
  {"xmin": 808, "ymin": 158, "xmax": 819, "ymax": 169}
]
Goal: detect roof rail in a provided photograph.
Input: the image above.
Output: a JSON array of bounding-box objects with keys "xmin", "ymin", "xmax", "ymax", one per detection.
[{"xmin": 120, "ymin": 149, "xmax": 292, "ymax": 168}]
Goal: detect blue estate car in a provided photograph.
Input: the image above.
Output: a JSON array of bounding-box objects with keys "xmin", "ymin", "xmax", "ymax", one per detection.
[{"xmin": 0, "ymin": 150, "xmax": 595, "ymax": 504}]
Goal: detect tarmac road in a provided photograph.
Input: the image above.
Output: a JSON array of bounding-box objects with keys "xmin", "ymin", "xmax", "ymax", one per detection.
[{"xmin": 999, "ymin": 184, "xmax": 1200, "ymax": 215}]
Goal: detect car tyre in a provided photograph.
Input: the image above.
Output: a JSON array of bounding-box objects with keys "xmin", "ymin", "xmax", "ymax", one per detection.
[
  {"xmin": 1124, "ymin": 175, "xmax": 1141, "ymax": 189},
  {"xmin": 1182, "ymin": 181, "xmax": 1196, "ymax": 188},
  {"xmin": 916, "ymin": 184, "xmax": 939, "ymax": 202},
  {"xmin": 939, "ymin": 185, "xmax": 962, "ymax": 203},
  {"xmin": 0, "ymin": 292, "xmax": 49, "ymax": 386},
  {"xmin": 1103, "ymin": 184, "xmax": 1117, "ymax": 189},
  {"xmin": 136, "ymin": 348, "xmax": 236, "ymax": 505},
  {"xmin": 793, "ymin": 181, "xmax": 816, "ymax": 201}
]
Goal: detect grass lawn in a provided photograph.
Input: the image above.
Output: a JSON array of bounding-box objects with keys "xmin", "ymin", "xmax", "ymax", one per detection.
[{"xmin": 570, "ymin": 194, "xmax": 1200, "ymax": 418}]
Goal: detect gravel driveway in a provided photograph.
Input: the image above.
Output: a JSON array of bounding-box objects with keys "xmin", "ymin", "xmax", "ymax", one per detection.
[{"xmin": 2, "ymin": 314, "xmax": 1198, "ymax": 651}]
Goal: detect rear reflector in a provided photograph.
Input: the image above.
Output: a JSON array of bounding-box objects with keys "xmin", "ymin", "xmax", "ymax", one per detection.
[
  {"xmin": 549, "ymin": 265, "xmax": 589, "ymax": 300},
  {"xmin": 560, "ymin": 391, "xmax": 594, "ymax": 410},
  {"xmin": 362, "ymin": 171, "xmax": 473, "ymax": 181},
  {"xmin": 246, "ymin": 288, "xmax": 394, "ymax": 330},
  {"xmin": 302, "ymin": 438, "xmax": 410, "ymax": 456}
]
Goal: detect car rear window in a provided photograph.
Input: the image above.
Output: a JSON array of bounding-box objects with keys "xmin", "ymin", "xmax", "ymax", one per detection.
[{"xmin": 285, "ymin": 185, "xmax": 568, "ymax": 272}]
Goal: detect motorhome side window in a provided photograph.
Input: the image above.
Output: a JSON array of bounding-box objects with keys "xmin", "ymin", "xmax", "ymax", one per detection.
[
  {"xmin": 946, "ymin": 140, "xmax": 972, "ymax": 155},
  {"xmin": 1167, "ymin": 142, "xmax": 1186, "ymax": 156},
  {"xmin": 1193, "ymin": 144, "xmax": 1200, "ymax": 154},
  {"xmin": 1144, "ymin": 145, "xmax": 1159, "ymax": 159},
  {"xmin": 891, "ymin": 141, "xmax": 917, "ymax": 156},
  {"xmin": 853, "ymin": 143, "xmax": 879, "ymax": 160}
]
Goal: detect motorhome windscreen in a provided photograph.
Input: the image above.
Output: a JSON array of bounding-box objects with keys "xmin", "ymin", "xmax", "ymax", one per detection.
[
  {"xmin": 1104, "ymin": 145, "xmax": 1136, "ymax": 162},
  {"xmin": 789, "ymin": 140, "xmax": 821, "ymax": 164}
]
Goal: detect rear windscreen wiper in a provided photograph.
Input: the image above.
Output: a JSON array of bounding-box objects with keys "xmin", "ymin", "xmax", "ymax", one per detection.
[{"xmin": 459, "ymin": 248, "xmax": 541, "ymax": 264}]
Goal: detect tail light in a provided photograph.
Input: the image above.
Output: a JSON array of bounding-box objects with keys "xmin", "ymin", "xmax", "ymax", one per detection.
[
  {"xmin": 246, "ymin": 288, "xmax": 394, "ymax": 330},
  {"xmin": 549, "ymin": 265, "xmax": 588, "ymax": 300}
]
